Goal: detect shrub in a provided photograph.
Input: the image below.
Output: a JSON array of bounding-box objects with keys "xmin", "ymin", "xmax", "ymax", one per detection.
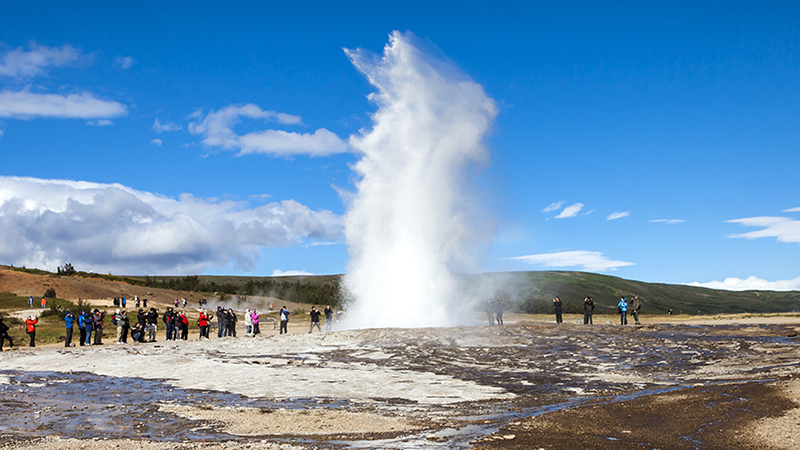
[{"xmin": 43, "ymin": 288, "xmax": 57, "ymax": 298}]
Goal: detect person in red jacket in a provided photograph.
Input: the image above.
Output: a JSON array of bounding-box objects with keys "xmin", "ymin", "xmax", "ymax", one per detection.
[
  {"xmin": 197, "ymin": 309, "xmax": 211, "ymax": 340},
  {"xmin": 25, "ymin": 316, "xmax": 38, "ymax": 347}
]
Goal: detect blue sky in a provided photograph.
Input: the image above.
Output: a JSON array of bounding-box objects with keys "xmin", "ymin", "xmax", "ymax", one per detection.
[{"xmin": 1, "ymin": 2, "xmax": 799, "ymax": 290}]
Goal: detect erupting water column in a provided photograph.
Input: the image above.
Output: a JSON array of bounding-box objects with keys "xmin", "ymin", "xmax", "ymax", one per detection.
[{"xmin": 342, "ymin": 31, "xmax": 498, "ymax": 328}]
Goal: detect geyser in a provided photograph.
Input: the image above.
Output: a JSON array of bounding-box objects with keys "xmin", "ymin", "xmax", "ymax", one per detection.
[{"xmin": 342, "ymin": 31, "xmax": 498, "ymax": 328}]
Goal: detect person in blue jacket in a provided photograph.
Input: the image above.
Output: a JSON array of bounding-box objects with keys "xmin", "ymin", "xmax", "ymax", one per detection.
[
  {"xmin": 64, "ymin": 310, "xmax": 75, "ymax": 347},
  {"xmin": 83, "ymin": 311, "xmax": 94, "ymax": 345},
  {"xmin": 618, "ymin": 297, "xmax": 628, "ymax": 325}
]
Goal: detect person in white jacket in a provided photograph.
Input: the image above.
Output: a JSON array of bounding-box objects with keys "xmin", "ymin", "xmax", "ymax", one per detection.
[{"xmin": 244, "ymin": 308, "xmax": 253, "ymax": 335}]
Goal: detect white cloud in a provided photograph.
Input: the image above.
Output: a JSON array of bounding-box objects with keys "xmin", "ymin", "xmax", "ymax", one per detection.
[
  {"xmin": 783, "ymin": 207, "xmax": 800, "ymax": 213},
  {"xmin": 87, "ymin": 119, "xmax": 113, "ymax": 126},
  {"xmin": 188, "ymin": 104, "xmax": 349, "ymax": 156},
  {"xmin": 607, "ymin": 211, "xmax": 629, "ymax": 221},
  {"xmin": 0, "ymin": 176, "xmax": 342, "ymax": 274},
  {"xmin": 114, "ymin": 56, "xmax": 136, "ymax": 69},
  {"xmin": 506, "ymin": 250, "xmax": 634, "ymax": 272},
  {"xmin": 0, "ymin": 42, "xmax": 83, "ymax": 78},
  {"xmin": 650, "ymin": 219, "xmax": 685, "ymax": 224},
  {"xmin": 150, "ymin": 138, "xmax": 162, "ymax": 147},
  {"xmin": 555, "ymin": 202, "xmax": 584, "ymax": 219},
  {"xmin": 687, "ymin": 276, "xmax": 800, "ymax": 291},
  {"xmin": 152, "ymin": 118, "xmax": 181, "ymax": 133},
  {"xmin": 543, "ymin": 201, "xmax": 563, "ymax": 213},
  {"xmin": 726, "ymin": 216, "xmax": 800, "ymax": 243},
  {"xmin": 271, "ymin": 269, "xmax": 314, "ymax": 277},
  {"xmin": 0, "ymin": 90, "xmax": 127, "ymax": 119}
]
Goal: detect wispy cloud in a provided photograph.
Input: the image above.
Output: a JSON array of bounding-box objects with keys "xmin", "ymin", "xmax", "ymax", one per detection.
[
  {"xmin": 555, "ymin": 202, "xmax": 584, "ymax": 219},
  {"xmin": 152, "ymin": 118, "xmax": 181, "ymax": 133},
  {"xmin": 726, "ymin": 216, "xmax": 800, "ymax": 243},
  {"xmin": 113, "ymin": 55, "xmax": 136, "ymax": 69},
  {"xmin": 0, "ymin": 176, "xmax": 342, "ymax": 274},
  {"xmin": 188, "ymin": 104, "xmax": 349, "ymax": 156},
  {"xmin": 150, "ymin": 138, "xmax": 162, "ymax": 147},
  {"xmin": 543, "ymin": 201, "xmax": 563, "ymax": 213},
  {"xmin": 650, "ymin": 219, "xmax": 685, "ymax": 224},
  {"xmin": 607, "ymin": 211, "xmax": 630, "ymax": 221},
  {"xmin": 687, "ymin": 275, "xmax": 800, "ymax": 291},
  {"xmin": 0, "ymin": 90, "xmax": 127, "ymax": 119},
  {"xmin": 271, "ymin": 269, "xmax": 314, "ymax": 277},
  {"xmin": 783, "ymin": 207, "xmax": 800, "ymax": 213},
  {"xmin": 506, "ymin": 250, "xmax": 634, "ymax": 272},
  {"xmin": 0, "ymin": 42, "xmax": 83, "ymax": 78},
  {"xmin": 87, "ymin": 119, "xmax": 113, "ymax": 126}
]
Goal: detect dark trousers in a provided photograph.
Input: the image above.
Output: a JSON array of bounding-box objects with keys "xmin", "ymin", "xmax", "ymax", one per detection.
[
  {"xmin": 496, "ymin": 313, "xmax": 503, "ymax": 326},
  {"xmin": 620, "ymin": 312, "xmax": 628, "ymax": 325},
  {"xmin": 0, "ymin": 332, "xmax": 13, "ymax": 350},
  {"xmin": 555, "ymin": 311, "xmax": 563, "ymax": 324},
  {"xmin": 94, "ymin": 327, "xmax": 103, "ymax": 344},
  {"xmin": 217, "ymin": 322, "xmax": 224, "ymax": 338},
  {"xmin": 583, "ymin": 312, "xmax": 593, "ymax": 324},
  {"xmin": 486, "ymin": 312, "xmax": 495, "ymax": 326},
  {"xmin": 632, "ymin": 310, "xmax": 640, "ymax": 324},
  {"xmin": 79, "ymin": 328, "xmax": 86, "ymax": 346},
  {"xmin": 309, "ymin": 321, "xmax": 321, "ymax": 333},
  {"xmin": 65, "ymin": 327, "xmax": 73, "ymax": 347},
  {"xmin": 166, "ymin": 323, "xmax": 175, "ymax": 340},
  {"xmin": 280, "ymin": 320, "xmax": 288, "ymax": 334},
  {"xmin": 28, "ymin": 331, "xmax": 35, "ymax": 347},
  {"xmin": 181, "ymin": 326, "xmax": 188, "ymax": 340}
]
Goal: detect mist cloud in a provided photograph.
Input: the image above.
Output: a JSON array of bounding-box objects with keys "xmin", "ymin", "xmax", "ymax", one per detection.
[{"xmin": 0, "ymin": 176, "xmax": 342, "ymax": 274}]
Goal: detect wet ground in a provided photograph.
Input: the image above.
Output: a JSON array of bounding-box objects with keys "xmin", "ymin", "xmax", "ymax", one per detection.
[{"xmin": 1, "ymin": 321, "xmax": 799, "ymax": 449}]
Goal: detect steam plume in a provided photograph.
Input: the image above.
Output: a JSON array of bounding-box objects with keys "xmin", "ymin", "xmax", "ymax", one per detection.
[{"xmin": 342, "ymin": 31, "xmax": 497, "ymax": 328}]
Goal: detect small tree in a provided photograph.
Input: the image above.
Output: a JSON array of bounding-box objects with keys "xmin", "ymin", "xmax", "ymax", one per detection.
[
  {"xmin": 44, "ymin": 288, "xmax": 57, "ymax": 298},
  {"xmin": 57, "ymin": 263, "xmax": 77, "ymax": 276}
]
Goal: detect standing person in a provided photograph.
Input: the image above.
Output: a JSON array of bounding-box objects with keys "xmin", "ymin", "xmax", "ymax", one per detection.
[
  {"xmin": 251, "ymin": 309, "xmax": 260, "ymax": 336},
  {"xmin": 84, "ymin": 311, "xmax": 94, "ymax": 345},
  {"xmin": 324, "ymin": 305, "xmax": 334, "ymax": 332},
  {"xmin": 631, "ymin": 295, "xmax": 642, "ymax": 325},
  {"xmin": 93, "ymin": 309, "xmax": 105, "ymax": 345},
  {"xmin": 41, "ymin": 297, "xmax": 47, "ymax": 309},
  {"xmin": 135, "ymin": 296, "xmax": 140, "ymax": 309},
  {"xmin": 28, "ymin": 296, "xmax": 34, "ymax": 308},
  {"xmin": 228, "ymin": 309, "xmax": 237, "ymax": 337},
  {"xmin": 216, "ymin": 307, "xmax": 225, "ymax": 338},
  {"xmin": 120, "ymin": 310, "xmax": 130, "ymax": 343},
  {"xmin": 146, "ymin": 307, "xmax": 158, "ymax": 342},
  {"xmin": 77, "ymin": 311, "xmax": 88, "ymax": 346},
  {"xmin": 179, "ymin": 311, "xmax": 189, "ymax": 340},
  {"xmin": 143, "ymin": 298, "xmax": 148, "ymax": 309},
  {"xmin": 64, "ymin": 310, "xmax": 75, "ymax": 347},
  {"xmin": 309, "ymin": 306, "xmax": 321, "ymax": 333},
  {"xmin": 114, "ymin": 309, "xmax": 123, "ymax": 343},
  {"xmin": 279, "ymin": 306, "xmax": 290, "ymax": 335},
  {"xmin": 163, "ymin": 308, "xmax": 175, "ymax": 341},
  {"xmin": 485, "ymin": 300, "xmax": 495, "ymax": 326},
  {"xmin": 495, "ymin": 299, "xmax": 505, "ymax": 326},
  {"xmin": 553, "ymin": 297, "xmax": 563, "ymax": 324},
  {"xmin": 121, "ymin": 297, "xmax": 126, "ymax": 309},
  {"xmin": 618, "ymin": 297, "xmax": 628, "ymax": 325},
  {"xmin": 244, "ymin": 309, "xmax": 253, "ymax": 335},
  {"xmin": 26, "ymin": 315, "xmax": 37, "ymax": 347},
  {"xmin": 583, "ymin": 296, "xmax": 595, "ymax": 325},
  {"xmin": 198, "ymin": 309, "xmax": 210, "ymax": 339},
  {"xmin": 0, "ymin": 317, "xmax": 14, "ymax": 351}
]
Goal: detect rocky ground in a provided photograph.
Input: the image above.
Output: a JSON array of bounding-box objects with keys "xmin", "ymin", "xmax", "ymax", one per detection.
[{"xmin": 0, "ymin": 320, "xmax": 799, "ymax": 449}]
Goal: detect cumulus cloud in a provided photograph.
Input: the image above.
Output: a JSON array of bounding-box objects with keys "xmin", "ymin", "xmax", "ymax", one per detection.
[
  {"xmin": 152, "ymin": 118, "xmax": 181, "ymax": 133},
  {"xmin": 607, "ymin": 211, "xmax": 629, "ymax": 221},
  {"xmin": 650, "ymin": 219, "xmax": 685, "ymax": 224},
  {"xmin": 555, "ymin": 202, "xmax": 584, "ymax": 219},
  {"xmin": 726, "ymin": 216, "xmax": 800, "ymax": 243},
  {"xmin": 271, "ymin": 269, "xmax": 314, "ymax": 277},
  {"xmin": 543, "ymin": 201, "xmax": 563, "ymax": 213},
  {"xmin": 188, "ymin": 104, "xmax": 349, "ymax": 156},
  {"xmin": 0, "ymin": 90, "xmax": 127, "ymax": 119},
  {"xmin": 687, "ymin": 276, "xmax": 800, "ymax": 291},
  {"xmin": 113, "ymin": 56, "xmax": 136, "ymax": 69},
  {"xmin": 0, "ymin": 42, "xmax": 83, "ymax": 78},
  {"xmin": 0, "ymin": 176, "xmax": 342, "ymax": 274},
  {"xmin": 506, "ymin": 250, "xmax": 634, "ymax": 272},
  {"xmin": 150, "ymin": 138, "xmax": 162, "ymax": 147}
]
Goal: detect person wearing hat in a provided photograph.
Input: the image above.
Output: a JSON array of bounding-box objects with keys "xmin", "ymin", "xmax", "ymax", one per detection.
[{"xmin": 25, "ymin": 315, "xmax": 38, "ymax": 347}]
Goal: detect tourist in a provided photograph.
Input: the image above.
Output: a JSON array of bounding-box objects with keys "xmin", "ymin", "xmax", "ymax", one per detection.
[
  {"xmin": 495, "ymin": 299, "xmax": 505, "ymax": 326},
  {"xmin": 83, "ymin": 311, "xmax": 94, "ymax": 346},
  {"xmin": 324, "ymin": 305, "xmax": 334, "ymax": 332},
  {"xmin": 77, "ymin": 311, "xmax": 87, "ymax": 346},
  {"xmin": 146, "ymin": 307, "xmax": 158, "ymax": 342},
  {"xmin": 163, "ymin": 308, "xmax": 176, "ymax": 340},
  {"xmin": 26, "ymin": 315, "xmax": 37, "ymax": 347},
  {"xmin": 130, "ymin": 321, "xmax": 145, "ymax": 342},
  {"xmin": 198, "ymin": 309, "xmax": 211, "ymax": 339},
  {"xmin": 583, "ymin": 296, "xmax": 595, "ymax": 325},
  {"xmin": 136, "ymin": 308, "xmax": 147, "ymax": 329},
  {"xmin": 64, "ymin": 310, "xmax": 75, "ymax": 347},
  {"xmin": 178, "ymin": 311, "xmax": 189, "ymax": 340},
  {"xmin": 485, "ymin": 300, "xmax": 495, "ymax": 326},
  {"xmin": 244, "ymin": 308, "xmax": 253, "ymax": 335},
  {"xmin": 216, "ymin": 306, "xmax": 225, "ymax": 338},
  {"xmin": 28, "ymin": 296, "xmax": 33, "ymax": 308},
  {"xmin": 0, "ymin": 317, "xmax": 14, "ymax": 351},
  {"xmin": 114, "ymin": 309, "xmax": 123, "ymax": 343},
  {"xmin": 121, "ymin": 297, "xmax": 126, "ymax": 308},
  {"xmin": 227, "ymin": 309, "xmax": 237, "ymax": 337},
  {"xmin": 251, "ymin": 309, "xmax": 260, "ymax": 336},
  {"xmin": 120, "ymin": 310, "xmax": 130, "ymax": 343},
  {"xmin": 41, "ymin": 297, "xmax": 46, "ymax": 309},
  {"xmin": 631, "ymin": 295, "xmax": 642, "ymax": 325},
  {"xmin": 309, "ymin": 306, "xmax": 321, "ymax": 333},
  {"xmin": 618, "ymin": 297, "xmax": 628, "ymax": 325},
  {"xmin": 93, "ymin": 309, "xmax": 105, "ymax": 345},
  {"xmin": 135, "ymin": 295, "xmax": 140, "ymax": 309},
  {"xmin": 279, "ymin": 306, "xmax": 290, "ymax": 335},
  {"xmin": 553, "ymin": 297, "xmax": 563, "ymax": 324}
]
